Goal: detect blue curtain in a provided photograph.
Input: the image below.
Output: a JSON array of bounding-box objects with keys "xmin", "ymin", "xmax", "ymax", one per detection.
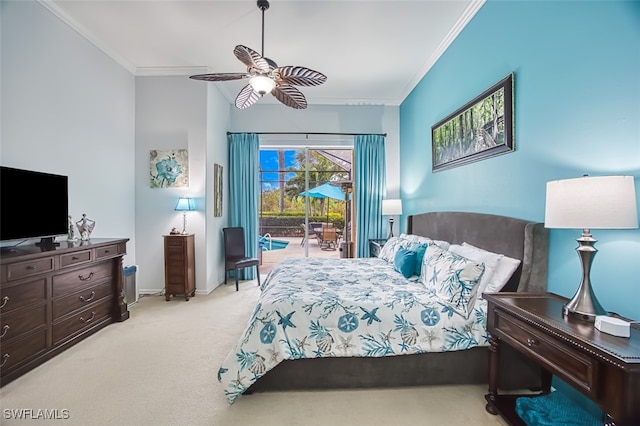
[
  {"xmin": 228, "ymin": 133, "xmax": 259, "ymax": 279},
  {"xmin": 354, "ymin": 134, "xmax": 386, "ymax": 257}
]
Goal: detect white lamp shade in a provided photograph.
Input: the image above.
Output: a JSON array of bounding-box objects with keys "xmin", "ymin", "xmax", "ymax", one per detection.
[
  {"xmin": 545, "ymin": 175, "xmax": 638, "ymax": 229},
  {"xmin": 249, "ymin": 75, "xmax": 276, "ymax": 95},
  {"xmin": 175, "ymin": 197, "xmax": 196, "ymax": 212},
  {"xmin": 382, "ymin": 199, "xmax": 403, "ymax": 216}
]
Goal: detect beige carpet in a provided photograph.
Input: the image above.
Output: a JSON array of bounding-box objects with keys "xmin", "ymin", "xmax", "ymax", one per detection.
[{"xmin": 0, "ymin": 280, "xmax": 507, "ymax": 426}]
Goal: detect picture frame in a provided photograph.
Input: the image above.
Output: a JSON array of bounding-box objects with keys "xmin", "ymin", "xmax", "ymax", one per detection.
[
  {"xmin": 149, "ymin": 149, "xmax": 189, "ymax": 188},
  {"xmin": 213, "ymin": 163, "xmax": 223, "ymax": 217},
  {"xmin": 431, "ymin": 73, "xmax": 514, "ymax": 172}
]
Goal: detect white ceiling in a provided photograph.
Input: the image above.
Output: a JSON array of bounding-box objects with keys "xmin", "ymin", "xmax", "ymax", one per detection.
[{"xmin": 44, "ymin": 0, "xmax": 485, "ymax": 107}]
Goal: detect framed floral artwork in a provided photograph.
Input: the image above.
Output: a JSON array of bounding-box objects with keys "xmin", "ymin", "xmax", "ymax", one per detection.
[{"xmin": 149, "ymin": 149, "xmax": 189, "ymax": 188}]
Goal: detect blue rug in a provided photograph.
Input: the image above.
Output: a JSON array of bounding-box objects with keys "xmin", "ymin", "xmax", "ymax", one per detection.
[{"xmin": 516, "ymin": 391, "xmax": 601, "ymax": 426}]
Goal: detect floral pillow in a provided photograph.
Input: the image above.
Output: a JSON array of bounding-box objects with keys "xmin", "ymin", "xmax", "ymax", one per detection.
[
  {"xmin": 421, "ymin": 244, "xmax": 485, "ymax": 318},
  {"xmin": 378, "ymin": 237, "xmax": 413, "ymax": 262}
]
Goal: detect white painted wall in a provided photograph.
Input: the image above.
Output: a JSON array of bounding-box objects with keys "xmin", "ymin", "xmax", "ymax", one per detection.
[
  {"xmin": 229, "ymin": 104, "xmax": 401, "ymax": 197},
  {"xmin": 134, "ymin": 76, "xmax": 212, "ymax": 295},
  {"xmin": 1, "ymin": 1, "xmax": 136, "ymax": 264}
]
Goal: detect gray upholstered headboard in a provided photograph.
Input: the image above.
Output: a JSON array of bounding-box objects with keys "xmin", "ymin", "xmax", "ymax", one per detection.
[{"xmin": 407, "ymin": 211, "xmax": 549, "ymax": 293}]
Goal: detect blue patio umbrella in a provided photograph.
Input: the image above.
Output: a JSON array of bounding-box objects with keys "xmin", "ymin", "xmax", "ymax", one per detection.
[
  {"xmin": 300, "ymin": 182, "xmax": 351, "ymax": 223},
  {"xmin": 299, "ymin": 182, "xmax": 346, "ymax": 201}
]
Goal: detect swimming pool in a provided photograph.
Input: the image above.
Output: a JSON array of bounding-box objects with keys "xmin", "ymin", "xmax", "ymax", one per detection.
[{"xmin": 259, "ymin": 236, "xmax": 289, "ymax": 251}]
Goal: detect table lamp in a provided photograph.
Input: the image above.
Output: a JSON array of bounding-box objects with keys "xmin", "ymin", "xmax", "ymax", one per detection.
[
  {"xmin": 544, "ymin": 175, "xmax": 638, "ymax": 321},
  {"xmin": 175, "ymin": 197, "xmax": 196, "ymax": 234},
  {"xmin": 382, "ymin": 199, "xmax": 403, "ymax": 239}
]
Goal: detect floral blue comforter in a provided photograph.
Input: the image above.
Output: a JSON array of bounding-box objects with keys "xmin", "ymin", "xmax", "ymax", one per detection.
[{"xmin": 218, "ymin": 257, "xmax": 490, "ymax": 403}]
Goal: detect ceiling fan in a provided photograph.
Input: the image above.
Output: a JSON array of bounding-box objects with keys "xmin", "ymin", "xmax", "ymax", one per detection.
[{"xmin": 189, "ymin": 0, "xmax": 327, "ymax": 110}]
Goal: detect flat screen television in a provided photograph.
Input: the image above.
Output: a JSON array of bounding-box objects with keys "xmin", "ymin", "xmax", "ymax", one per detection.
[{"xmin": 1, "ymin": 166, "xmax": 69, "ymax": 246}]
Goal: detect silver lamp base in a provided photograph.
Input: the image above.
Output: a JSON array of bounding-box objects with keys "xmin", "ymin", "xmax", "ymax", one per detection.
[
  {"xmin": 387, "ymin": 217, "xmax": 395, "ymax": 240},
  {"xmin": 562, "ymin": 230, "xmax": 607, "ymax": 322}
]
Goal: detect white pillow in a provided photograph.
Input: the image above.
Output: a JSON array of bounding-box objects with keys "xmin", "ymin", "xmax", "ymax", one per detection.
[
  {"xmin": 461, "ymin": 243, "xmax": 521, "ymax": 294},
  {"xmin": 421, "ymin": 243, "xmax": 485, "ymax": 318},
  {"xmin": 400, "ymin": 233, "xmax": 450, "ymax": 250},
  {"xmin": 449, "ymin": 244, "xmax": 501, "ymax": 304}
]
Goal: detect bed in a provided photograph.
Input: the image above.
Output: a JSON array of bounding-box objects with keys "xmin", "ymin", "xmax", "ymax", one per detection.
[{"xmin": 218, "ymin": 211, "xmax": 549, "ymax": 404}]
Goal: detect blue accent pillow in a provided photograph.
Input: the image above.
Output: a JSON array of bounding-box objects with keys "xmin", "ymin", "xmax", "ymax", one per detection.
[
  {"xmin": 409, "ymin": 243, "xmax": 428, "ymax": 276},
  {"xmin": 394, "ymin": 247, "xmax": 417, "ymax": 278}
]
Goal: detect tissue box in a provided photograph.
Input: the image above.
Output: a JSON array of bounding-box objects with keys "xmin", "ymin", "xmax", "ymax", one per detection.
[{"xmin": 595, "ymin": 316, "xmax": 630, "ymax": 338}]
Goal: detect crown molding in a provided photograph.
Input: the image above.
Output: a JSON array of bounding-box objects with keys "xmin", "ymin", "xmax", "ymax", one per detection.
[{"xmin": 396, "ymin": 0, "xmax": 486, "ymax": 105}]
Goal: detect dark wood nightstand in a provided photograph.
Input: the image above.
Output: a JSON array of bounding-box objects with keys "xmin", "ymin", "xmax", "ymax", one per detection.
[
  {"xmin": 484, "ymin": 292, "xmax": 640, "ymax": 426},
  {"xmin": 163, "ymin": 234, "xmax": 195, "ymax": 301},
  {"xmin": 368, "ymin": 239, "xmax": 387, "ymax": 257}
]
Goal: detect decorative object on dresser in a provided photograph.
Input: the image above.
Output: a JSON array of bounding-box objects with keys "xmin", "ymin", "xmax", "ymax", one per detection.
[
  {"xmin": 368, "ymin": 238, "xmax": 387, "ymax": 258},
  {"xmin": 75, "ymin": 213, "xmax": 95, "ymax": 241},
  {"xmin": 544, "ymin": 175, "xmax": 638, "ymax": 321},
  {"xmin": 174, "ymin": 197, "xmax": 196, "ymax": 235},
  {"xmin": 381, "ymin": 199, "xmax": 402, "ymax": 239},
  {"xmin": 484, "ymin": 292, "xmax": 640, "ymax": 426},
  {"xmin": 163, "ymin": 234, "xmax": 195, "ymax": 301},
  {"xmin": 0, "ymin": 238, "xmax": 129, "ymax": 386}
]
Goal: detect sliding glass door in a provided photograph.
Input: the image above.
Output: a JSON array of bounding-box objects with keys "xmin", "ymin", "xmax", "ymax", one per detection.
[{"xmin": 258, "ymin": 148, "xmax": 353, "ymax": 272}]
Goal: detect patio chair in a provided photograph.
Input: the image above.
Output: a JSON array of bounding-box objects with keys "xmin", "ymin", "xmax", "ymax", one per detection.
[
  {"xmin": 222, "ymin": 227, "xmax": 261, "ymax": 291},
  {"xmin": 300, "ymin": 223, "xmax": 316, "ymax": 246},
  {"xmin": 319, "ymin": 225, "xmax": 338, "ymax": 250}
]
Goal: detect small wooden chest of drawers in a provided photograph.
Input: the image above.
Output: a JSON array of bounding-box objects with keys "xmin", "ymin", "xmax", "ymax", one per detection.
[
  {"xmin": 0, "ymin": 238, "xmax": 129, "ymax": 385},
  {"xmin": 163, "ymin": 234, "xmax": 195, "ymax": 301}
]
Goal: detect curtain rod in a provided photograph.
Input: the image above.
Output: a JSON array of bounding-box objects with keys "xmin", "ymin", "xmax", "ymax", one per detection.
[{"xmin": 227, "ymin": 131, "xmax": 387, "ymax": 137}]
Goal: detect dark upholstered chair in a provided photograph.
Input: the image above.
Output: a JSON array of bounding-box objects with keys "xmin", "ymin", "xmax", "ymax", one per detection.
[{"xmin": 222, "ymin": 227, "xmax": 261, "ymax": 291}]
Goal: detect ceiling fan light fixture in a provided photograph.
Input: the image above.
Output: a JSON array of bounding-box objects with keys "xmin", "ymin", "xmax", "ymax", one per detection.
[{"xmin": 249, "ymin": 75, "xmax": 275, "ymax": 95}]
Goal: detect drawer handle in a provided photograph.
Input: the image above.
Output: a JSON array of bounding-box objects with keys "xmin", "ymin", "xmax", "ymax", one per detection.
[
  {"xmin": 79, "ymin": 291, "xmax": 95, "ymax": 303},
  {"xmin": 78, "ymin": 272, "xmax": 94, "ymax": 281},
  {"xmin": 1, "ymin": 353, "xmax": 9, "ymax": 367},
  {"xmin": 526, "ymin": 338, "xmax": 538, "ymax": 347},
  {"xmin": 80, "ymin": 312, "xmax": 95, "ymax": 323},
  {"xmin": 0, "ymin": 325, "xmax": 9, "ymax": 339},
  {"xmin": 72, "ymin": 256, "xmax": 79, "ymax": 261},
  {"xmin": 26, "ymin": 265, "xmax": 37, "ymax": 271},
  {"xmin": 0, "ymin": 296, "xmax": 8, "ymax": 309},
  {"xmin": 104, "ymin": 250, "xmax": 111, "ymax": 254}
]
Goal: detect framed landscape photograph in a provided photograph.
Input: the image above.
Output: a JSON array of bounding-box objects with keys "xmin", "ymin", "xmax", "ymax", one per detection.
[
  {"xmin": 431, "ymin": 73, "xmax": 514, "ymax": 172},
  {"xmin": 213, "ymin": 163, "xmax": 223, "ymax": 217}
]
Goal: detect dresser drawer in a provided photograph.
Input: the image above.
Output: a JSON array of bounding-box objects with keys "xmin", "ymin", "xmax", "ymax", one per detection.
[
  {"xmin": 0, "ymin": 330, "xmax": 47, "ymax": 374},
  {"xmin": 1, "ymin": 304, "xmax": 47, "ymax": 344},
  {"xmin": 0, "ymin": 278, "xmax": 47, "ymax": 314},
  {"xmin": 6, "ymin": 257, "xmax": 54, "ymax": 281},
  {"xmin": 95, "ymin": 244, "xmax": 121, "ymax": 260},
  {"xmin": 494, "ymin": 310, "xmax": 599, "ymax": 397},
  {"xmin": 52, "ymin": 262, "xmax": 112, "ymax": 297},
  {"xmin": 53, "ymin": 281, "xmax": 113, "ymax": 319},
  {"xmin": 52, "ymin": 300, "xmax": 112, "ymax": 345},
  {"xmin": 60, "ymin": 250, "xmax": 92, "ymax": 268}
]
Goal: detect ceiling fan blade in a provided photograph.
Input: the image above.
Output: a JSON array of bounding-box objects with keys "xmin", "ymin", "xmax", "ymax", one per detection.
[
  {"xmin": 235, "ymin": 84, "xmax": 261, "ymax": 109},
  {"xmin": 189, "ymin": 73, "xmax": 248, "ymax": 82},
  {"xmin": 275, "ymin": 66, "xmax": 327, "ymax": 87},
  {"xmin": 234, "ymin": 45, "xmax": 271, "ymax": 73},
  {"xmin": 272, "ymin": 84, "xmax": 307, "ymax": 109}
]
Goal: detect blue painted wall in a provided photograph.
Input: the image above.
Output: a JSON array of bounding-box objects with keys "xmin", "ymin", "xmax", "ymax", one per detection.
[{"xmin": 400, "ymin": 0, "xmax": 640, "ymax": 320}]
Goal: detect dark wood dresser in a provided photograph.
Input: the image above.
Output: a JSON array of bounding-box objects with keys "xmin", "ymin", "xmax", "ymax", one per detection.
[
  {"xmin": 163, "ymin": 234, "xmax": 195, "ymax": 301},
  {"xmin": 484, "ymin": 292, "xmax": 640, "ymax": 426},
  {"xmin": 0, "ymin": 238, "xmax": 129, "ymax": 385}
]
